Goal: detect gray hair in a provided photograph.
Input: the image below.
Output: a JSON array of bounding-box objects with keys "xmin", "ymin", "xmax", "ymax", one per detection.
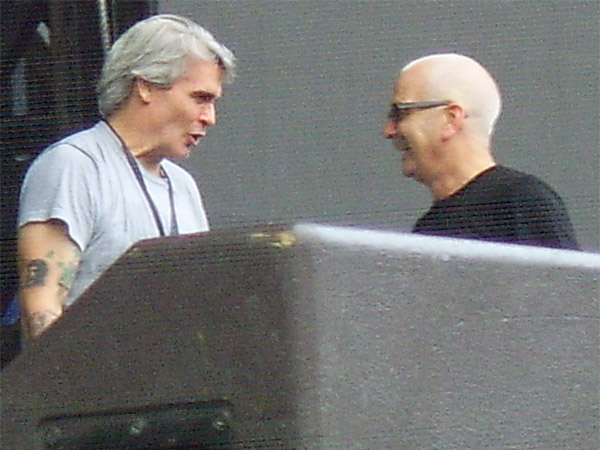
[{"xmin": 97, "ymin": 14, "xmax": 236, "ymax": 118}]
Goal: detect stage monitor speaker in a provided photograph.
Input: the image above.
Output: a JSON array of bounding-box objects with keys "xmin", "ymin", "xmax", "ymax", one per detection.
[{"xmin": 2, "ymin": 223, "xmax": 599, "ymax": 449}]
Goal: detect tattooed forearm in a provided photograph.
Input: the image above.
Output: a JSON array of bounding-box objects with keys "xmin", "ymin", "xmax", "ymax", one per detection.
[
  {"xmin": 20, "ymin": 248, "xmax": 80, "ymax": 292},
  {"xmin": 21, "ymin": 259, "xmax": 49, "ymax": 288},
  {"xmin": 58, "ymin": 258, "xmax": 79, "ymax": 291},
  {"xmin": 23, "ymin": 309, "xmax": 61, "ymax": 340}
]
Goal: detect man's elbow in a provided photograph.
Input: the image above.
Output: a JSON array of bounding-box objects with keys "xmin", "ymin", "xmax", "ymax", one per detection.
[{"xmin": 20, "ymin": 305, "xmax": 63, "ymax": 341}]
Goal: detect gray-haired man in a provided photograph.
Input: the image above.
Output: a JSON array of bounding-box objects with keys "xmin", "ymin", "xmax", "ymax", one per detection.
[{"xmin": 17, "ymin": 15, "xmax": 236, "ymax": 340}]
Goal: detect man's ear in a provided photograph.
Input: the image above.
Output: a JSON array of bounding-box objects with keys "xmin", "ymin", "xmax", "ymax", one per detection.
[
  {"xmin": 133, "ymin": 78, "xmax": 152, "ymax": 104},
  {"xmin": 440, "ymin": 103, "xmax": 466, "ymax": 141}
]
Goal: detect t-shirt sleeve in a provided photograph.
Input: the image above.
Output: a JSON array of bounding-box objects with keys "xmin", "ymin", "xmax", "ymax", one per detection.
[{"xmin": 18, "ymin": 144, "xmax": 100, "ymax": 251}]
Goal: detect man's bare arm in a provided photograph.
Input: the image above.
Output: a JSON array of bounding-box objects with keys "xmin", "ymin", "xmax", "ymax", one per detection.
[{"xmin": 17, "ymin": 220, "xmax": 81, "ymax": 341}]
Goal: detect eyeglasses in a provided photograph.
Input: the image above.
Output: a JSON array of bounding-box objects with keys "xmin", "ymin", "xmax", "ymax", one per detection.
[{"xmin": 388, "ymin": 100, "xmax": 452, "ymax": 122}]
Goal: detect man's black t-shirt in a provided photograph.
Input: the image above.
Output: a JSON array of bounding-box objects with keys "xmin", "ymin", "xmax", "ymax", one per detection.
[{"xmin": 413, "ymin": 165, "xmax": 579, "ymax": 249}]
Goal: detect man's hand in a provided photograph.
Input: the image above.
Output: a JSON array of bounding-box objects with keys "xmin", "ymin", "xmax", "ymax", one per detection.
[{"xmin": 17, "ymin": 220, "xmax": 81, "ymax": 341}]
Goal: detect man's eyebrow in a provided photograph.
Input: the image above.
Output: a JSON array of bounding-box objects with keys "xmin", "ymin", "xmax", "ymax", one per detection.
[{"xmin": 192, "ymin": 90, "xmax": 219, "ymax": 100}]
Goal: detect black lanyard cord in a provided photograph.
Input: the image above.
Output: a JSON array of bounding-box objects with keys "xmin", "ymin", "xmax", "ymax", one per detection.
[{"xmin": 105, "ymin": 121, "xmax": 179, "ymax": 237}]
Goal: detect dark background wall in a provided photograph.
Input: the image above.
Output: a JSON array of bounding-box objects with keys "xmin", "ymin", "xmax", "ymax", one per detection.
[{"xmin": 159, "ymin": 0, "xmax": 600, "ymax": 251}]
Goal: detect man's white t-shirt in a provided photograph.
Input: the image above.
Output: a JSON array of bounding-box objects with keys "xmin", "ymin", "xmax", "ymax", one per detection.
[{"xmin": 19, "ymin": 121, "xmax": 209, "ymax": 307}]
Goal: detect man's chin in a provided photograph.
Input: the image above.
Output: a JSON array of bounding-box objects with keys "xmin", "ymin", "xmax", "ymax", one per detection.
[
  {"xmin": 401, "ymin": 166, "xmax": 414, "ymax": 179},
  {"xmin": 171, "ymin": 148, "xmax": 192, "ymax": 160}
]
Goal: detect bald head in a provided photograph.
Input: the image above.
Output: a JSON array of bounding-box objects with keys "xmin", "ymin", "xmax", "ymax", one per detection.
[{"xmin": 400, "ymin": 53, "xmax": 502, "ymax": 137}]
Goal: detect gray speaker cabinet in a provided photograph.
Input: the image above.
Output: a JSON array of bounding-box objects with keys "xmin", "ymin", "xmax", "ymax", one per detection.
[{"xmin": 2, "ymin": 223, "xmax": 599, "ymax": 449}]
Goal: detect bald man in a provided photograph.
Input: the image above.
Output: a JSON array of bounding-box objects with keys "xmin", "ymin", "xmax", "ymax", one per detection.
[{"xmin": 384, "ymin": 53, "xmax": 579, "ymax": 249}]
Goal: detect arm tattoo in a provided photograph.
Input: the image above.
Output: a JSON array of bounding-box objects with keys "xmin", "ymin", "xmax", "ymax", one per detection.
[
  {"xmin": 21, "ymin": 259, "xmax": 49, "ymax": 288},
  {"xmin": 21, "ymin": 249, "xmax": 81, "ymax": 292},
  {"xmin": 58, "ymin": 258, "xmax": 79, "ymax": 291},
  {"xmin": 24, "ymin": 309, "xmax": 61, "ymax": 339}
]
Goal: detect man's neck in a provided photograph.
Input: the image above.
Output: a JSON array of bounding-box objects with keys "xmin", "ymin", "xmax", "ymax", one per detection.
[
  {"xmin": 431, "ymin": 160, "xmax": 497, "ymax": 201},
  {"xmin": 107, "ymin": 115, "xmax": 163, "ymax": 176},
  {"xmin": 429, "ymin": 132, "xmax": 497, "ymax": 201}
]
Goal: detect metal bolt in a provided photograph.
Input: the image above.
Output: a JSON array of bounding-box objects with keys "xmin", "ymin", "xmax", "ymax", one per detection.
[
  {"xmin": 129, "ymin": 417, "xmax": 147, "ymax": 435},
  {"xmin": 212, "ymin": 418, "xmax": 228, "ymax": 432}
]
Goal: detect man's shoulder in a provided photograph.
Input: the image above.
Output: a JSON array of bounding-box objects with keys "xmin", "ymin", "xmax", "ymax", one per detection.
[
  {"xmin": 495, "ymin": 166, "xmax": 559, "ymax": 196},
  {"xmin": 468, "ymin": 165, "xmax": 568, "ymax": 214},
  {"xmin": 482, "ymin": 165, "xmax": 531, "ymax": 183},
  {"xmin": 42, "ymin": 121, "xmax": 117, "ymax": 159},
  {"xmin": 477, "ymin": 165, "xmax": 554, "ymax": 194},
  {"xmin": 26, "ymin": 122, "xmax": 124, "ymax": 180}
]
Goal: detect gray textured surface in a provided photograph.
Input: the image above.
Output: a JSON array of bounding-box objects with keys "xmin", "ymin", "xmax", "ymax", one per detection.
[
  {"xmin": 1, "ymin": 224, "xmax": 598, "ymax": 448},
  {"xmin": 288, "ymin": 224, "xmax": 600, "ymax": 448}
]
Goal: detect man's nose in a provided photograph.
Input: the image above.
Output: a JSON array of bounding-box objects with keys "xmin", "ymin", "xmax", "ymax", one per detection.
[
  {"xmin": 200, "ymin": 103, "xmax": 217, "ymax": 126},
  {"xmin": 383, "ymin": 119, "xmax": 397, "ymax": 139}
]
